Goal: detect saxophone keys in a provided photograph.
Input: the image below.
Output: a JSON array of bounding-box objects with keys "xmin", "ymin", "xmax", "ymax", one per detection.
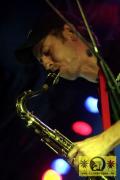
[
  {"xmin": 35, "ymin": 129, "xmax": 40, "ymax": 134},
  {"xmin": 27, "ymin": 120, "xmax": 33, "ymax": 127}
]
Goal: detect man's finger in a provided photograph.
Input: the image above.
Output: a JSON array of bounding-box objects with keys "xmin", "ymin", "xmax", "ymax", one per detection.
[{"xmin": 67, "ymin": 145, "xmax": 79, "ymax": 161}]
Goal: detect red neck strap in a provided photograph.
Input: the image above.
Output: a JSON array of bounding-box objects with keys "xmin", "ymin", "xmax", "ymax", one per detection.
[{"xmin": 98, "ymin": 69, "xmax": 111, "ymax": 130}]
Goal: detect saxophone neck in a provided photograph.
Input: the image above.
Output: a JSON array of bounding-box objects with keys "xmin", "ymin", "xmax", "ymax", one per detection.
[
  {"xmin": 16, "ymin": 70, "xmax": 60, "ymax": 115},
  {"xmin": 44, "ymin": 70, "xmax": 60, "ymax": 88},
  {"xmin": 30, "ymin": 71, "xmax": 60, "ymax": 97}
]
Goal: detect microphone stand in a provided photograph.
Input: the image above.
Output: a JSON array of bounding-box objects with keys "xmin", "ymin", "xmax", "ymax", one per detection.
[{"xmin": 75, "ymin": 0, "xmax": 120, "ymax": 122}]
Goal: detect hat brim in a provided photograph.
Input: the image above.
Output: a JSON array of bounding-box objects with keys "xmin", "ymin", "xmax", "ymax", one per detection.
[{"xmin": 15, "ymin": 12, "xmax": 83, "ymax": 64}]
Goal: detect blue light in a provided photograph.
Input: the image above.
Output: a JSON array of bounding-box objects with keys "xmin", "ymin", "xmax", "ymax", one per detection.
[
  {"xmin": 51, "ymin": 158, "xmax": 71, "ymax": 175},
  {"xmin": 84, "ymin": 96, "xmax": 99, "ymax": 113}
]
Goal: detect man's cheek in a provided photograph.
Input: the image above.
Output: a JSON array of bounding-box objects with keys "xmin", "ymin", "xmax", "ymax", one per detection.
[{"xmin": 59, "ymin": 66, "xmax": 78, "ymax": 79}]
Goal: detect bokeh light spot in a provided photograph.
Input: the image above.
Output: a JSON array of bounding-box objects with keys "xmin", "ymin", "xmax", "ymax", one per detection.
[
  {"xmin": 84, "ymin": 96, "xmax": 99, "ymax": 113},
  {"xmin": 51, "ymin": 158, "xmax": 71, "ymax": 175},
  {"xmin": 72, "ymin": 121, "xmax": 93, "ymax": 136},
  {"xmin": 42, "ymin": 169, "xmax": 62, "ymax": 180}
]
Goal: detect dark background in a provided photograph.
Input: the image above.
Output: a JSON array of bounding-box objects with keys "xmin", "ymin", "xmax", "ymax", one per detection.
[{"xmin": 0, "ymin": 0, "xmax": 120, "ymax": 179}]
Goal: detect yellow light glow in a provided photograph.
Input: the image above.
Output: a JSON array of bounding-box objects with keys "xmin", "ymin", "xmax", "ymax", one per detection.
[{"xmin": 42, "ymin": 169, "xmax": 62, "ymax": 180}]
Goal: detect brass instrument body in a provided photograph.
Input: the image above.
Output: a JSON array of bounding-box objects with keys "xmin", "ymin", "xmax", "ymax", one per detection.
[
  {"xmin": 16, "ymin": 88, "xmax": 73, "ymax": 159},
  {"xmin": 16, "ymin": 72, "xmax": 117, "ymax": 180}
]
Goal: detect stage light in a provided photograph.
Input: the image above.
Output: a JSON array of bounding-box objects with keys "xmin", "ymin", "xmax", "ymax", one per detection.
[
  {"xmin": 84, "ymin": 96, "xmax": 99, "ymax": 113},
  {"xmin": 51, "ymin": 158, "xmax": 71, "ymax": 175},
  {"xmin": 42, "ymin": 169, "xmax": 62, "ymax": 180},
  {"xmin": 72, "ymin": 121, "xmax": 93, "ymax": 136}
]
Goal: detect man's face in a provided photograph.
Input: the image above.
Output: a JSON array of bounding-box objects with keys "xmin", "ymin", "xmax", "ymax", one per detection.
[{"xmin": 33, "ymin": 24, "xmax": 99, "ymax": 82}]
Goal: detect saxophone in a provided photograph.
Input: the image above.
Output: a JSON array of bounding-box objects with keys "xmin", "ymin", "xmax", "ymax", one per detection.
[
  {"xmin": 16, "ymin": 72, "xmax": 73, "ymax": 158},
  {"xmin": 16, "ymin": 72, "xmax": 115, "ymax": 180}
]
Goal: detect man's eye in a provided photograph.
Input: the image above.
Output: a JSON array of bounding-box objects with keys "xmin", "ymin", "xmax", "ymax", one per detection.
[{"xmin": 43, "ymin": 51, "xmax": 50, "ymax": 56}]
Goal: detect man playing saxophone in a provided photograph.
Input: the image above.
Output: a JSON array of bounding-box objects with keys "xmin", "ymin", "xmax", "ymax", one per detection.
[{"xmin": 15, "ymin": 11, "xmax": 120, "ymax": 174}]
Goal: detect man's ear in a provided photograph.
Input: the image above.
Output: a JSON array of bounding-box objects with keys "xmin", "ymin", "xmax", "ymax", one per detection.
[{"xmin": 63, "ymin": 24, "xmax": 77, "ymax": 41}]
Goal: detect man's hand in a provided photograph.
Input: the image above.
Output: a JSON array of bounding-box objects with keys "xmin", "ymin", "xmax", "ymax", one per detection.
[
  {"xmin": 68, "ymin": 121, "xmax": 120, "ymax": 172},
  {"xmin": 68, "ymin": 133, "xmax": 111, "ymax": 172}
]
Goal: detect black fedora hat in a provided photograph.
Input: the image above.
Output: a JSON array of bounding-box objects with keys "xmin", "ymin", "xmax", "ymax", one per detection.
[{"xmin": 15, "ymin": 11, "xmax": 82, "ymax": 64}]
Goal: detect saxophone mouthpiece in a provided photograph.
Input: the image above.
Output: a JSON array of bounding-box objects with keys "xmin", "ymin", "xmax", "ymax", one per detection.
[{"xmin": 42, "ymin": 70, "xmax": 60, "ymax": 91}]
